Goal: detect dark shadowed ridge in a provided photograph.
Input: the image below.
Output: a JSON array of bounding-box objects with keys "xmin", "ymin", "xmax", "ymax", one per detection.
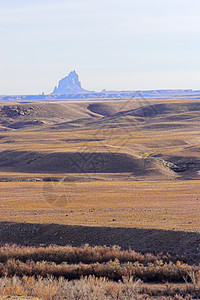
[
  {"xmin": 0, "ymin": 222, "xmax": 199, "ymax": 259},
  {"xmin": 0, "ymin": 150, "xmax": 151, "ymax": 175}
]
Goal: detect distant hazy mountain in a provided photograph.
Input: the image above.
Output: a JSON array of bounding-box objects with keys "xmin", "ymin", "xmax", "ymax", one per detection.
[
  {"xmin": 52, "ymin": 70, "xmax": 90, "ymax": 94},
  {"xmin": 0, "ymin": 70, "xmax": 200, "ymax": 101}
]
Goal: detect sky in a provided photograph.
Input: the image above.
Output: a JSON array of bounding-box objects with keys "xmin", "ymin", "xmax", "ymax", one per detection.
[{"xmin": 0, "ymin": 0, "xmax": 200, "ymax": 94}]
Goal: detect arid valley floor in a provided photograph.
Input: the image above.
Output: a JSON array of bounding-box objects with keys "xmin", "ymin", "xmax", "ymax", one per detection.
[{"xmin": 0, "ymin": 97, "xmax": 200, "ymax": 298}]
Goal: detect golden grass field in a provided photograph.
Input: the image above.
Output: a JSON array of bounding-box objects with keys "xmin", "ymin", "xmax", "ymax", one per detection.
[
  {"xmin": 0, "ymin": 180, "xmax": 199, "ymax": 232},
  {"xmin": 1, "ymin": 98, "xmax": 200, "ymax": 300},
  {"xmin": 0, "ymin": 98, "xmax": 200, "ymax": 236}
]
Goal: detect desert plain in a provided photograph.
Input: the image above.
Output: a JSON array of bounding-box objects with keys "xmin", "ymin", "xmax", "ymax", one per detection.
[
  {"xmin": 1, "ymin": 97, "xmax": 200, "ymax": 299},
  {"xmin": 0, "ymin": 97, "xmax": 199, "ymax": 253}
]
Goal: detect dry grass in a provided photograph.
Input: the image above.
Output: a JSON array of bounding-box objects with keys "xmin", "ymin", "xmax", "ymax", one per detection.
[
  {"xmin": 0, "ymin": 100, "xmax": 200, "ymax": 233},
  {"xmin": 1, "ymin": 275, "xmax": 199, "ymax": 299},
  {"xmin": 0, "ymin": 180, "xmax": 199, "ymax": 232},
  {"xmin": 1, "ymin": 98, "xmax": 200, "ymax": 299},
  {"xmin": 0, "ymin": 244, "xmax": 199, "ymax": 299}
]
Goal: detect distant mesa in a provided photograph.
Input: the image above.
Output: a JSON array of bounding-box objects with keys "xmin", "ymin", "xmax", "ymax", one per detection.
[
  {"xmin": 52, "ymin": 70, "xmax": 90, "ymax": 94},
  {"xmin": 1, "ymin": 70, "xmax": 200, "ymax": 101}
]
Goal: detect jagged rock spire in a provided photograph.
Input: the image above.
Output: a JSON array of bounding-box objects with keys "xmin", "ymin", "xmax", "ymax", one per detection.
[{"xmin": 52, "ymin": 70, "xmax": 89, "ymax": 94}]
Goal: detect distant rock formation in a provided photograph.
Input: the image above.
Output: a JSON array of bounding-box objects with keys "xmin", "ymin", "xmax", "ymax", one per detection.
[{"xmin": 52, "ymin": 70, "xmax": 89, "ymax": 94}]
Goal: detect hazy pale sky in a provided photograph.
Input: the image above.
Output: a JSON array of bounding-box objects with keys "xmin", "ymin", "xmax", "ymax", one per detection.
[{"xmin": 1, "ymin": 0, "xmax": 200, "ymax": 94}]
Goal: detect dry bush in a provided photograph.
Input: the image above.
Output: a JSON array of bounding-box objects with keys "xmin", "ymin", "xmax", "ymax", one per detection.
[
  {"xmin": 0, "ymin": 275, "xmax": 199, "ymax": 299},
  {"xmin": 0, "ymin": 276, "xmax": 29, "ymax": 297},
  {"xmin": 0, "ymin": 257, "xmax": 199, "ymax": 283},
  {"xmin": 0, "ymin": 275, "xmax": 144, "ymax": 299},
  {"xmin": 0, "ymin": 244, "xmax": 158, "ymax": 265},
  {"xmin": 0, "ymin": 244, "xmax": 199, "ymax": 299}
]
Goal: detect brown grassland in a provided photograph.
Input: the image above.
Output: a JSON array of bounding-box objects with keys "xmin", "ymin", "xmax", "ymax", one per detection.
[{"xmin": 0, "ymin": 97, "xmax": 200, "ymax": 298}]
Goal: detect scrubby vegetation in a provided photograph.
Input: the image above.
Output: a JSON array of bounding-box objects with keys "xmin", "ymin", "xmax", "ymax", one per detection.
[
  {"xmin": 1, "ymin": 275, "xmax": 200, "ymax": 299},
  {"xmin": 0, "ymin": 244, "xmax": 199, "ymax": 299}
]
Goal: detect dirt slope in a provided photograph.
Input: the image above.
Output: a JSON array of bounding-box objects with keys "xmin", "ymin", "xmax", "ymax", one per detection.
[
  {"xmin": 0, "ymin": 222, "xmax": 199, "ymax": 258},
  {"xmin": 0, "ymin": 150, "xmax": 152, "ymax": 175},
  {"xmin": 1, "ymin": 100, "xmax": 200, "ymax": 131}
]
